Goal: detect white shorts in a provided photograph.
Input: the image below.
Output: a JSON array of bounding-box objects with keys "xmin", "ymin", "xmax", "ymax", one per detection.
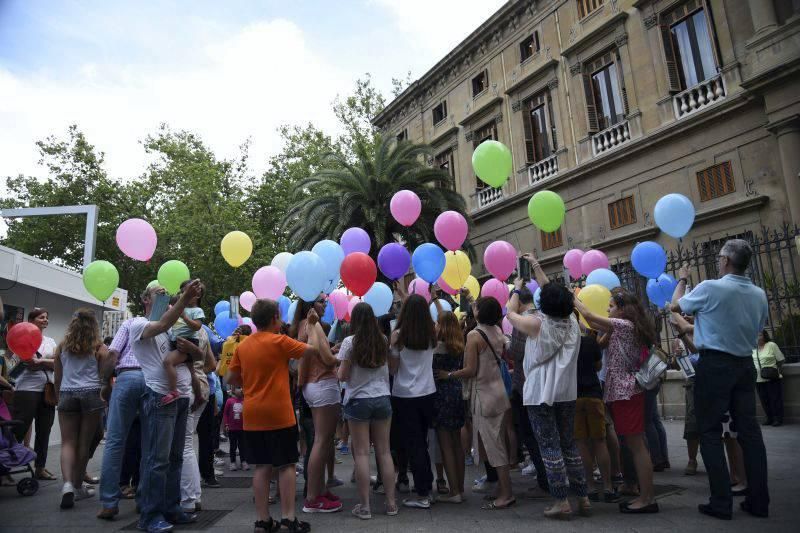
[{"xmin": 303, "ymin": 378, "xmax": 340, "ymax": 408}]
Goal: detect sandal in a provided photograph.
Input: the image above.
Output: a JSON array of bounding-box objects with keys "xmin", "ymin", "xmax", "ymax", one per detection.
[
  {"xmin": 481, "ymin": 498, "xmax": 516, "ymax": 510},
  {"xmin": 121, "ymin": 485, "xmax": 136, "ymax": 499},
  {"xmin": 35, "ymin": 468, "xmax": 56, "ymax": 481},
  {"xmin": 254, "ymin": 518, "xmax": 280, "ymax": 532},
  {"xmin": 280, "ymin": 518, "xmax": 311, "ymax": 533},
  {"xmin": 543, "ymin": 503, "xmax": 572, "ymax": 520}
]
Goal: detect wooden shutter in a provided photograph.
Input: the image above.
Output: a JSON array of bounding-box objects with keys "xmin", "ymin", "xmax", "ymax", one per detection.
[
  {"xmin": 608, "ymin": 196, "xmax": 637, "ymax": 230},
  {"xmin": 582, "ymin": 72, "xmax": 600, "ymax": 133},
  {"xmin": 541, "ymin": 228, "xmax": 563, "ymax": 250},
  {"xmin": 697, "ymin": 161, "xmax": 735, "ymax": 201},
  {"xmin": 615, "ymin": 51, "xmax": 630, "ymax": 116},
  {"xmin": 523, "ymin": 105, "xmax": 535, "ymax": 163},
  {"xmin": 660, "ymin": 23, "xmax": 682, "ymax": 92}
]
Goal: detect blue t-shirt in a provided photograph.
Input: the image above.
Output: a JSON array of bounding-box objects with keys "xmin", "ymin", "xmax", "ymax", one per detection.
[{"xmin": 679, "ymin": 274, "xmax": 768, "ymax": 357}]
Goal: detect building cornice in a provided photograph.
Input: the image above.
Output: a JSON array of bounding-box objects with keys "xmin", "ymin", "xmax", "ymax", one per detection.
[
  {"xmin": 459, "ymin": 96, "xmax": 504, "ymax": 126},
  {"xmin": 505, "ymin": 58, "xmax": 560, "ymax": 95},
  {"xmin": 560, "ymin": 11, "xmax": 628, "ymax": 57}
]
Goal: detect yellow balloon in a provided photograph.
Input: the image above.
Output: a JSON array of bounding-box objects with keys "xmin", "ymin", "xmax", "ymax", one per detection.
[
  {"xmin": 577, "ymin": 284, "xmax": 611, "ymax": 328},
  {"xmin": 464, "ymin": 275, "xmax": 480, "ymax": 300},
  {"xmin": 220, "ymin": 231, "xmax": 253, "ymax": 268},
  {"xmin": 441, "ymin": 250, "xmax": 471, "ymax": 289}
]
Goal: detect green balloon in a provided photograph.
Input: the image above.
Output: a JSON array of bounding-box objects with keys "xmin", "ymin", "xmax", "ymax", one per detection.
[
  {"xmin": 528, "ymin": 190, "xmax": 565, "ymax": 233},
  {"xmin": 146, "ymin": 279, "xmax": 161, "ymax": 290},
  {"xmin": 157, "ymin": 260, "xmax": 191, "ymax": 295},
  {"xmin": 83, "ymin": 260, "xmax": 120, "ymax": 301},
  {"xmin": 472, "ymin": 140, "xmax": 512, "ymax": 188}
]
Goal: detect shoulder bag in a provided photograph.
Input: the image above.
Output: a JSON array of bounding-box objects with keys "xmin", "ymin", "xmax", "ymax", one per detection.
[
  {"xmin": 39, "ymin": 351, "xmax": 57, "ymax": 407},
  {"xmin": 634, "ymin": 346, "xmax": 669, "ymax": 391},
  {"xmin": 476, "ymin": 329, "xmax": 512, "ymax": 398},
  {"xmin": 755, "ymin": 348, "xmax": 780, "ymax": 380}
]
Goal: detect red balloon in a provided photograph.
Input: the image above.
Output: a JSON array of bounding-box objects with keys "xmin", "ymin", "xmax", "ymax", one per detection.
[
  {"xmin": 340, "ymin": 252, "xmax": 377, "ymax": 297},
  {"xmin": 7, "ymin": 322, "xmax": 43, "ymax": 361}
]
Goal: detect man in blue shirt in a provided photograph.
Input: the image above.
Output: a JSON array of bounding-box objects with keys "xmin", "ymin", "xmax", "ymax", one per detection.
[{"xmin": 671, "ymin": 239, "xmax": 769, "ymax": 521}]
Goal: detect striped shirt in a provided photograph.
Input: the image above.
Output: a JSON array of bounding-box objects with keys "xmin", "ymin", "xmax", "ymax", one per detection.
[{"xmin": 111, "ymin": 318, "xmax": 140, "ymax": 370}]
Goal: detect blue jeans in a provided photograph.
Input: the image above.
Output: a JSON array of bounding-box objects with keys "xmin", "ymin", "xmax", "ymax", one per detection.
[
  {"xmin": 138, "ymin": 387, "xmax": 190, "ymax": 527},
  {"xmin": 343, "ymin": 395, "xmax": 392, "ymax": 421},
  {"xmin": 100, "ymin": 369, "xmax": 146, "ymax": 509}
]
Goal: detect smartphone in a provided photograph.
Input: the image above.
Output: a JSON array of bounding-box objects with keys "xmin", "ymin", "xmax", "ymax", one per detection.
[
  {"xmin": 149, "ymin": 293, "xmax": 170, "ymax": 321},
  {"xmin": 229, "ymin": 296, "xmax": 240, "ymax": 319},
  {"xmin": 518, "ymin": 257, "xmax": 531, "ymax": 281}
]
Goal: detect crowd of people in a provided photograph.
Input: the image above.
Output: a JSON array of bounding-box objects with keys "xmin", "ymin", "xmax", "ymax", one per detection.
[{"xmin": 0, "ymin": 238, "xmax": 783, "ymax": 531}]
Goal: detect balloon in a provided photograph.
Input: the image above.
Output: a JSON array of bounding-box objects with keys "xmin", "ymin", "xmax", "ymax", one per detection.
[
  {"xmin": 322, "ymin": 300, "xmax": 335, "ymax": 324},
  {"xmin": 408, "ymin": 278, "xmax": 431, "ymax": 302},
  {"xmin": 412, "ymin": 243, "xmax": 446, "ymax": 284},
  {"xmin": 146, "ymin": 279, "xmax": 160, "ymax": 290},
  {"xmin": 654, "ymin": 193, "xmax": 695, "ymax": 239},
  {"xmin": 502, "ymin": 317, "xmax": 513, "ymax": 335},
  {"xmin": 6, "ymin": 322, "xmax": 43, "ymax": 361},
  {"xmin": 329, "ymin": 290, "xmax": 349, "ymax": 320},
  {"xmin": 646, "ymin": 273, "xmax": 678, "ymax": 308},
  {"xmin": 581, "ymin": 250, "xmax": 609, "ymax": 276},
  {"xmin": 214, "ymin": 314, "xmax": 239, "ymax": 339},
  {"xmin": 585, "ymin": 268, "xmax": 621, "ymax": 290},
  {"xmin": 312, "ymin": 240, "xmax": 346, "ymax": 286},
  {"xmin": 434, "ymin": 211, "xmax": 469, "ymax": 251},
  {"xmin": 577, "ymin": 284, "xmax": 612, "ymax": 327},
  {"xmin": 483, "ymin": 241, "xmax": 517, "ymax": 281},
  {"xmin": 472, "ymin": 139, "xmax": 512, "ymax": 188},
  {"xmin": 441, "ymin": 251, "xmax": 471, "ymax": 289},
  {"xmin": 323, "ymin": 277, "xmax": 340, "ymax": 295},
  {"xmin": 526, "ymin": 280, "xmax": 539, "ymax": 295},
  {"xmin": 287, "ymin": 300, "xmax": 298, "ymax": 324},
  {"xmin": 534, "ymin": 287, "xmax": 542, "ymax": 309},
  {"xmin": 363, "ymin": 282, "xmax": 393, "ymax": 316},
  {"xmin": 430, "ymin": 299, "xmax": 453, "ymax": 321},
  {"xmin": 481, "ymin": 278, "xmax": 509, "ymax": 307},
  {"xmin": 157, "ymin": 260, "xmax": 190, "ymax": 295},
  {"xmin": 220, "ymin": 231, "xmax": 253, "ymax": 268},
  {"xmin": 377, "ymin": 243, "xmax": 411, "ymax": 280},
  {"xmin": 437, "ymin": 277, "xmax": 458, "ymax": 295},
  {"xmin": 464, "ymin": 275, "xmax": 480, "ymax": 300},
  {"xmin": 214, "ymin": 300, "xmax": 231, "ymax": 317},
  {"xmin": 631, "ymin": 241, "xmax": 667, "ymax": 279},
  {"xmin": 83, "ymin": 260, "xmax": 119, "ymax": 301},
  {"xmin": 390, "ymin": 190, "xmax": 422, "ymax": 227},
  {"xmin": 286, "ymin": 251, "xmax": 327, "ymax": 302},
  {"xmin": 563, "ymin": 249, "xmax": 584, "ymax": 280},
  {"xmin": 528, "ymin": 190, "xmax": 565, "ymax": 232},
  {"xmin": 252, "ymin": 266, "xmax": 287, "ymax": 300},
  {"xmin": 347, "ymin": 297, "xmax": 362, "ymax": 318},
  {"xmin": 115, "ymin": 218, "xmax": 157, "ymax": 261},
  {"xmin": 278, "ymin": 296, "xmax": 292, "ymax": 323},
  {"xmin": 271, "ymin": 252, "xmax": 294, "ymax": 273},
  {"xmin": 340, "ymin": 252, "xmax": 378, "ymax": 297},
  {"xmin": 240, "ymin": 291, "xmax": 257, "ymax": 312},
  {"xmin": 340, "ymin": 227, "xmax": 371, "ymax": 256}
]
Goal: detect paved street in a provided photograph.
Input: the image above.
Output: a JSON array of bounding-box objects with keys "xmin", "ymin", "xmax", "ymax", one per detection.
[{"xmin": 0, "ymin": 420, "xmax": 795, "ymax": 532}]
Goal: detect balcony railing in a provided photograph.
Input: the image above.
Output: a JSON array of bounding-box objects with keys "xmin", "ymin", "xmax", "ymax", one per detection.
[
  {"xmin": 673, "ymin": 74, "xmax": 726, "ymax": 120},
  {"xmin": 591, "ymin": 120, "xmax": 631, "ymax": 157},
  {"xmin": 528, "ymin": 154, "xmax": 559, "ymax": 187},
  {"xmin": 476, "ymin": 187, "xmax": 504, "ymax": 209}
]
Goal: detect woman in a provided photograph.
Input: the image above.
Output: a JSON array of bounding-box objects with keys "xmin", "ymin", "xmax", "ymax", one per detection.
[
  {"xmin": 753, "ymin": 330, "xmax": 785, "ymax": 427},
  {"xmin": 507, "ymin": 264, "xmax": 590, "ymax": 519},
  {"xmin": 337, "ymin": 303, "xmax": 398, "ymax": 519},
  {"xmin": 390, "ymin": 293, "xmax": 437, "ymax": 509},
  {"xmin": 292, "ymin": 297, "xmax": 342, "ymax": 513},
  {"xmin": 440, "ymin": 297, "xmax": 514, "ymax": 510},
  {"xmin": 54, "ymin": 309, "xmax": 109, "ymax": 509},
  {"xmin": 11, "ymin": 308, "xmax": 58, "ymax": 481},
  {"xmin": 432, "ymin": 311, "xmax": 466, "ymax": 503},
  {"xmin": 574, "ymin": 288, "xmax": 659, "ymax": 514}
]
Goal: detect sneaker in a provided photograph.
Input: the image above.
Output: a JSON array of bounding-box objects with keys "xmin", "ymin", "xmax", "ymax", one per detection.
[
  {"xmin": 396, "ymin": 480, "xmax": 410, "ymax": 494},
  {"xmin": 140, "ymin": 519, "xmax": 174, "ymax": 532},
  {"xmin": 302, "ymin": 496, "xmax": 343, "ymax": 513},
  {"xmin": 242, "ymin": 462, "xmax": 250, "ymax": 471},
  {"xmin": 436, "ymin": 478, "xmax": 449, "ymax": 494},
  {"xmin": 373, "ymin": 483, "xmax": 386, "ymax": 495},
  {"xmin": 322, "ymin": 490, "xmax": 340, "ymax": 502},
  {"xmin": 214, "ymin": 469, "xmax": 224, "ymax": 477},
  {"xmin": 167, "ymin": 512, "xmax": 197, "ymax": 525},
  {"xmin": 214, "ymin": 457, "xmax": 225, "ymax": 467},
  {"xmin": 351, "ymin": 503, "xmax": 372, "ymax": 520},
  {"xmin": 214, "ymin": 449, "xmax": 227, "ymax": 458},
  {"xmin": 339, "ymin": 444, "xmax": 350, "ymax": 455},
  {"xmin": 219, "ymin": 433, "xmax": 228, "ymax": 442},
  {"xmin": 229, "ymin": 462, "xmax": 238, "ymax": 471},
  {"xmin": 202, "ymin": 477, "xmax": 221, "ymax": 488},
  {"xmin": 521, "ymin": 463, "xmax": 537, "ymax": 476},
  {"xmin": 326, "ymin": 477, "xmax": 344, "ymax": 488},
  {"xmin": 684, "ymin": 460, "xmax": 698, "ymax": 476},
  {"xmin": 334, "ymin": 456, "xmax": 343, "ymax": 464},
  {"xmin": 465, "ymin": 455, "xmax": 475, "ymax": 467},
  {"xmin": 75, "ymin": 484, "xmax": 96, "ymax": 501},
  {"xmin": 472, "ymin": 479, "xmax": 497, "ymax": 494},
  {"xmin": 61, "ymin": 482, "xmax": 75, "ymax": 509},
  {"xmin": 612, "ymin": 473, "xmax": 624, "ymax": 487},
  {"xmin": 97, "ymin": 506, "xmax": 119, "ymax": 520},
  {"xmin": 403, "ymin": 497, "xmax": 431, "ymax": 509}
]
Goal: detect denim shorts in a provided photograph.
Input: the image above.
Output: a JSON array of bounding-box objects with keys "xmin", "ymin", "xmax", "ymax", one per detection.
[
  {"xmin": 58, "ymin": 389, "xmax": 105, "ymax": 413},
  {"xmin": 343, "ymin": 395, "xmax": 392, "ymax": 422}
]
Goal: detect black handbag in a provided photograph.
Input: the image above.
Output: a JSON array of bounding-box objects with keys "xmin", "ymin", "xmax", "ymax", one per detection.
[{"xmin": 755, "ymin": 349, "xmax": 780, "ymax": 380}]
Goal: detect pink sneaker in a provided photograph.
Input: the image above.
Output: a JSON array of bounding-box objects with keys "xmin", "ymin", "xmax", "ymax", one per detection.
[
  {"xmin": 302, "ymin": 496, "xmax": 342, "ymax": 513},
  {"xmin": 322, "ymin": 491, "xmax": 340, "ymax": 502},
  {"xmin": 160, "ymin": 391, "xmax": 180, "ymax": 406}
]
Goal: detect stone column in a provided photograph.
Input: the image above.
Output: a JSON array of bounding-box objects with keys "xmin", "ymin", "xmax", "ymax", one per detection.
[
  {"xmin": 749, "ymin": 0, "xmax": 778, "ymax": 36},
  {"xmin": 769, "ymin": 116, "xmax": 800, "ymax": 224}
]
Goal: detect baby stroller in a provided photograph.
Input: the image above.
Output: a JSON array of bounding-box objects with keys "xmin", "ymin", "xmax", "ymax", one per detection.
[{"xmin": 0, "ymin": 397, "xmax": 39, "ymax": 496}]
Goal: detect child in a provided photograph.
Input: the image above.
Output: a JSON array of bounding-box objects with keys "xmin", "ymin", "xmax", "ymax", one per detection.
[
  {"xmin": 223, "ymin": 386, "xmax": 248, "ymax": 470},
  {"xmin": 161, "ymin": 280, "xmax": 206, "ymax": 405}
]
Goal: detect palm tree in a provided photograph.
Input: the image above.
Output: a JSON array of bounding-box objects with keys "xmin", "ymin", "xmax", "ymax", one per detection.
[{"xmin": 282, "ymin": 135, "xmax": 472, "ymax": 257}]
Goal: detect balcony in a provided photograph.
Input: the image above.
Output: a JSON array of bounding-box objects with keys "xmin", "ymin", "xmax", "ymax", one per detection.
[
  {"xmin": 673, "ymin": 74, "xmax": 726, "ymax": 120},
  {"xmin": 591, "ymin": 120, "xmax": 631, "ymax": 157},
  {"xmin": 528, "ymin": 154, "xmax": 559, "ymax": 187},
  {"xmin": 475, "ymin": 187, "xmax": 504, "ymax": 209}
]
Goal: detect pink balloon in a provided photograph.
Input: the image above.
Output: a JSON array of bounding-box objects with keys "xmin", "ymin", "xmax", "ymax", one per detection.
[
  {"xmin": 408, "ymin": 278, "xmax": 431, "ymax": 302},
  {"xmin": 252, "ymin": 266, "xmax": 286, "ymax": 300},
  {"xmin": 437, "ymin": 277, "xmax": 458, "ymax": 296},
  {"xmin": 481, "ymin": 278, "xmax": 509, "ymax": 307},
  {"xmin": 329, "ymin": 290, "xmax": 349, "ymax": 320},
  {"xmin": 502, "ymin": 316, "xmax": 512, "ymax": 335},
  {"xmin": 563, "ymin": 249, "xmax": 585, "ymax": 280},
  {"xmin": 434, "ymin": 211, "xmax": 468, "ymax": 251},
  {"xmin": 116, "ymin": 218, "xmax": 157, "ymax": 261},
  {"xmin": 240, "ymin": 291, "xmax": 257, "ymax": 312},
  {"xmin": 581, "ymin": 250, "xmax": 609, "ymax": 276},
  {"xmin": 390, "ymin": 190, "xmax": 422, "ymax": 227},
  {"xmin": 484, "ymin": 241, "xmax": 517, "ymax": 281},
  {"xmin": 347, "ymin": 297, "xmax": 362, "ymax": 317}
]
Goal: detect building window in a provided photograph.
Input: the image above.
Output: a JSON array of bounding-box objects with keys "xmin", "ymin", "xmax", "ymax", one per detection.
[
  {"xmin": 472, "ymin": 121, "xmax": 498, "ymax": 189},
  {"xmin": 583, "ymin": 51, "xmax": 628, "ymax": 132},
  {"xmin": 396, "ymin": 129, "xmax": 408, "ymax": 142},
  {"xmin": 661, "ymin": 2, "xmax": 717, "ymax": 92},
  {"xmin": 541, "ymin": 228, "xmax": 563, "ymax": 251},
  {"xmin": 577, "ymin": 0, "xmax": 604, "ymax": 19},
  {"xmin": 432, "ymin": 101, "xmax": 448, "ymax": 125},
  {"xmin": 522, "ymin": 91, "xmax": 555, "ymax": 164},
  {"xmin": 519, "ymin": 31, "xmax": 541, "ymax": 63},
  {"xmin": 608, "ymin": 195, "xmax": 637, "ymax": 230},
  {"xmin": 435, "ymin": 149, "xmax": 455, "ymax": 189},
  {"xmin": 696, "ymin": 161, "xmax": 734, "ymax": 201},
  {"xmin": 472, "ymin": 70, "xmax": 488, "ymax": 97}
]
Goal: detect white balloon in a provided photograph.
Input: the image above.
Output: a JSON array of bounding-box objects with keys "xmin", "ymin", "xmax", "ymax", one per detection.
[{"xmin": 271, "ymin": 252, "xmax": 294, "ymax": 273}]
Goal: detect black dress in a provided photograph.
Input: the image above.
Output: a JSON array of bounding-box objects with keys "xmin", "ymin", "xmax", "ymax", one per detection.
[{"xmin": 432, "ymin": 343, "xmax": 465, "ymax": 430}]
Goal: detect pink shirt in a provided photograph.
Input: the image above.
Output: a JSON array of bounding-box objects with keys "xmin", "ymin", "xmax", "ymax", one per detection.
[
  {"xmin": 223, "ymin": 397, "xmax": 244, "ymax": 432},
  {"xmin": 603, "ymin": 318, "xmax": 644, "ymax": 403}
]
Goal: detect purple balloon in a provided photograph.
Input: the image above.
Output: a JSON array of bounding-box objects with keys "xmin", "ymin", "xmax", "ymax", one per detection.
[
  {"xmin": 526, "ymin": 280, "xmax": 539, "ymax": 294},
  {"xmin": 377, "ymin": 243, "xmax": 411, "ymax": 280},
  {"xmin": 340, "ymin": 227, "xmax": 371, "ymax": 256}
]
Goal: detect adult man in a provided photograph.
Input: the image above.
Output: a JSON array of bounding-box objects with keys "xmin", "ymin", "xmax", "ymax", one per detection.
[{"xmin": 671, "ymin": 239, "xmax": 770, "ymax": 520}]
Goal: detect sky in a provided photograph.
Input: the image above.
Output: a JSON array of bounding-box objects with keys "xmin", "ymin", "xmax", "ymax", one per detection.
[{"xmin": 0, "ymin": 0, "xmax": 507, "ymax": 188}]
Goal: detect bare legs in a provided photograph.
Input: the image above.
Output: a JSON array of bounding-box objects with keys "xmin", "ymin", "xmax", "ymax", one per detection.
[
  {"xmin": 577, "ymin": 438, "xmax": 613, "ymax": 493},
  {"xmin": 350, "ymin": 418, "xmax": 397, "ymax": 512},
  {"xmin": 725, "ymin": 437, "xmax": 747, "ymax": 491},
  {"xmin": 307, "ymin": 404, "xmax": 340, "ymax": 500},
  {"xmin": 254, "ymin": 464, "xmax": 298, "ymax": 523},
  {"xmin": 59, "ymin": 410, "xmax": 101, "ymax": 490},
  {"xmin": 623, "ymin": 433, "xmax": 655, "ymax": 508},
  {"xmin": 436, "ymin": 428, "xmax": 465, "ymax": 498}
]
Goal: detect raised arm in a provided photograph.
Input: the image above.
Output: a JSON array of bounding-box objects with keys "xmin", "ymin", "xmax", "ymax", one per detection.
[
  {"xmin": 522, "ymin": 252, "xmax": 549, "ymax": 290},
  {"xmin": 507, "ymin": 277, "xmax": 542, "ymax": 338},
  {"xmin": 573, "ymin": 297, "xmax": 613, "ymax": 333},
  {"xmin": 142, "ymin": 280, "xmax": 203, "ymax": 339},
  {"xmin": 307, "ymin": 309, "xmax": 337, "ymax": 367},
  {"xmin": 670, "ymin": 264, "xmax": 691, "ymax": 313}
]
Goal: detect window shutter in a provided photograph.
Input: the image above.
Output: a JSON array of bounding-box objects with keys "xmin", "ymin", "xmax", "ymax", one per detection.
[
  {"xmin": 660, "ymin": 23, "xmax": 682, "ymax": 92},
  {"xmin": 523, "ymin": 105, "xmax": 535, "ymax": 163},
  {"xmin": 582, "ymin": 72, "xmax": 600, "ymax": 133}
]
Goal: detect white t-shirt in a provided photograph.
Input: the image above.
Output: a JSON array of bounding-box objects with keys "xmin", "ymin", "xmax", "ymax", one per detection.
[
  {"xmin": 391, "ymin": 344, "xmax": 436, "ymax": 398},
  {"xmin": 522, "ymin": 313, "xmax": 580, "ymax": 407},
  {"xmin": 338, "ymin": 335, "xmax": 390, "ymax": 404},
  {"xmin": 14, "ymin": 335, "xmax": 58, "ymax": 392},
  {"xmin": 129, "ymin": 317, "xmax": 191, "ymax": 396}
]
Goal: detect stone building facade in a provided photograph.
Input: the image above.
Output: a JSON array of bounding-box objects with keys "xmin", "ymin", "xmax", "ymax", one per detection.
[{"xmin": 372, "ymin": 0, "xmax": 800, "ymax": 278}]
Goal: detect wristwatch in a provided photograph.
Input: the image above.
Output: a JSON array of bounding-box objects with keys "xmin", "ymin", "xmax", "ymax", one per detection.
[
  {"xmin": 447, "ymin": 372, "xmax": 453, "ymax": 380},
  {"xmin": 678, "ymin": 277, "xmax": 689, "ymax": 284},
  {"xmin": 512, "ymin": 289, "xmax": 522, "ymax": 296}
]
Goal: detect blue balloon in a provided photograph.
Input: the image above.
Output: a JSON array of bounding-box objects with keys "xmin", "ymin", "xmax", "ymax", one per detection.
[
  {"xmin": 646, "ymin": 273, "xmax": 678, "ymax": 308},
  {"xmin": 631, "ymin": 241, "xmax": 667, "ymax": 279},
  {"xmin": 585, "ymin": 268, "xmax": 621, "ymax": 290},
  {"xmin": 323, "ymin": 277, "xmax": 340, "ymax": 295},
  {"xmin": 363, "ymin": 282, "xmax": 393, "ymax": 316},
  {"xmin": 278, "ymin": 296, "xmax": 291, "ymax": 323},
  {"xmin": 412, "ymin": 243, "xmax": 446, "ymax": 284},
  {"xmin": 429, "ymin": 299, "xmax": 453, "ymax": 321},
  {"xmin": 312, "ymin": 240, "xmax": 346, "ymax": 287},
  {"xmin": 214, "ymin": 314, "xmax": 238, "ymax": 339},
  {"xmin": 322, "ymin": 300, "xmax": 335, "ymax": 324},
  {"xmin": 534, "ymin": 287, "xmax": 542, "ymax": 309},
  {"xmin": 287, "ymin": 300, "xmax": 298, "ymax": 324},
  {"xmin": 654, "ymin": 193, "xmax": 695, "ymax": 239},
  {"xmin": 214, "ymin": 300, "xmax": 230, "ymax": 317},
  {"xmin": 286, "ymin": 251, "xmax": 327, "ymax": 302}
]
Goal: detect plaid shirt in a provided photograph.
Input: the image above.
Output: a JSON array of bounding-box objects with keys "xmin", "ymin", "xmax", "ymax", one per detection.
[{"xmin": 111, "ymin": 318, "xmax": 139, "ymax": 370}]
